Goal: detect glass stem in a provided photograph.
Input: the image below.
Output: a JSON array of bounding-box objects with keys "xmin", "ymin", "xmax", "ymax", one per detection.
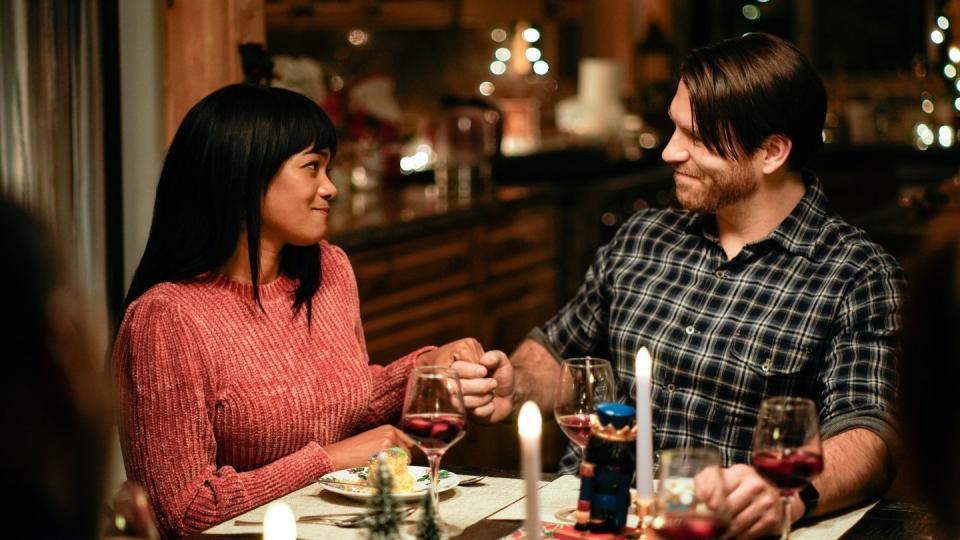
[
  {"xmin": 428, "ymin": 452, "xmax": 443, "ymax": 516},
  {"xmin": 780, "ymin": 496, "xmax": 792, "ymax": 540}
]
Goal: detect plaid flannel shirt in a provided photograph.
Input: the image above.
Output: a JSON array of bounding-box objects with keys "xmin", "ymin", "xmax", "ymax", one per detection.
[{"xmin": 537, "ymin": 174, "xmax": 905, "ymax": 474}]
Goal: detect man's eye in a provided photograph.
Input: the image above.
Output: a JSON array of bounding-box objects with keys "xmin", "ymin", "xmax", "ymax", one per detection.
[{"xmin": 305, "ymin": 161, "xmax": 320, "ymax": 171}]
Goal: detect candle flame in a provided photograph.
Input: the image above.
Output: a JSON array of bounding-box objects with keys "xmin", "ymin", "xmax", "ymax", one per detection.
[
  {"xmin": 518, "ymin": 401, "xmax": 542, "ymax": 437},
  {"xmin": 636, "ymin": 347, "xmax": 652, "ymax": 377},
  {"xmin": 263, "ymin": 501, "xmax": 296, "ymax": 540}
]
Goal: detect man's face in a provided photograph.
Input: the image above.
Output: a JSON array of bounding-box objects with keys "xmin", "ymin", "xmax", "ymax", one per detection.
[{"xmin": 661, "ymin": 81, "xmax": 759, "ymax": 214}]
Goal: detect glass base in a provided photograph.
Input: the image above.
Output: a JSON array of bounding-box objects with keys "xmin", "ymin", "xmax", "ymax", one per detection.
[{"xmin": 408, "ymin": 519, "xmax": 463, "ymax": 538}]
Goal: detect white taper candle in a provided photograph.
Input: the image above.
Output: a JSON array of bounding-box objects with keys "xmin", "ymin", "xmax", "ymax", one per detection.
[
  {"xmin": 636, "ymin": 347, "xmax": 655, "ymax": 499},
  {"xmin": 518, "ymin": 400, "xmax": 542, "ymax": 540}
]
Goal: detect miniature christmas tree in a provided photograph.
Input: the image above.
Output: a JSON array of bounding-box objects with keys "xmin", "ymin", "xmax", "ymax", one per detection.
[
  {"xmin": 414, "ymin": 487, "xmax": 441, "ymax": 540},
  {"xmin": 365, "ymin": 454, "xmax": 403, "ymax": 540}
]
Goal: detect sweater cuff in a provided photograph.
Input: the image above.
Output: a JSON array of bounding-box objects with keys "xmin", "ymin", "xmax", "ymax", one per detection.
[
  {"xmin": 305, "ymin": 441, "xmax": 337, "ymax": 478},
  {"xmin": 411, "ymin": 345, "xmax": 439, "ymax": 368}
]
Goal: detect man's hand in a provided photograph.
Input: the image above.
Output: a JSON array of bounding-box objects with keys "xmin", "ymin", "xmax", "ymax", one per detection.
[
  {"xmin": 722, "ymin": 464, "xmax": 804, "ymax": 539},
  {"xmin": 467, "ymin": 350, "xmax": 515, "ymax": 423},
  {"xmin": 416, "ymin": 339, "xmax": 514, "ymax": 423}
]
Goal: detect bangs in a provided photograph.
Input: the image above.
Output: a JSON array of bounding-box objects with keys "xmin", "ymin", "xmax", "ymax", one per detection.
[{"xmin": 270, "ymin": 89, "xmax": 338, "ymax": 162}]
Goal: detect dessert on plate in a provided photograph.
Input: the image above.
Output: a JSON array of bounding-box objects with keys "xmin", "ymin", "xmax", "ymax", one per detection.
[{"xmin": 366, "ymin": 447, "xmax": 414, "ymax": 493}]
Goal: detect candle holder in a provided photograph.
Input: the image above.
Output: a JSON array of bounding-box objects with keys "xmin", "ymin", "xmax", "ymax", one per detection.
[{"xmin": 634, "ymin": 498, "xmax": 654, "ymax": 539}]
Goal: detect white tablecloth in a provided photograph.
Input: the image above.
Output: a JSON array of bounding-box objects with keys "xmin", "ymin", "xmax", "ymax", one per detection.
[{"xmin": 204, "ymin": 474, "xmax": 873, "ymax": 539}]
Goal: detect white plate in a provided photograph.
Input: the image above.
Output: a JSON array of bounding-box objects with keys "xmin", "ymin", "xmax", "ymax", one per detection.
[{"xmin": 317, "ymin": 465, "xmax": 460, "ymax": 502}]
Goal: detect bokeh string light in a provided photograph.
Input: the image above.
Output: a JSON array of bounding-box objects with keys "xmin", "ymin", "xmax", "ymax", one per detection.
[
  {"xmin": 479, "ymin": 21, "xmax": 550, "ymax": 97},
  {"xmin": 917, "ymin": 2, "xmax": 958, "ymax": 150}
]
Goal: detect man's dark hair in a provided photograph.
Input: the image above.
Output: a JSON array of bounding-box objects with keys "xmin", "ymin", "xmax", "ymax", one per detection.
[
  {"xmin": 679, "ymin": 32, "xmax": 827, "ymax": 171},
  {"xmin": 123, "ymin": 84, "xmax": 338, "ymax": 323}
]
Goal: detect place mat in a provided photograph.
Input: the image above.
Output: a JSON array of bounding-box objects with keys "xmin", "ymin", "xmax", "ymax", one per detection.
[
  {"xmin": 205, "ymin": 475, "xmax": 547, "ymax": 539},
  {"xmin": 837, "ymin": 500, "xmax": 939, "ymax": 539},
  {"xmin": 792, "ymin": 501, "xmax": 878, "ymax": 540}
]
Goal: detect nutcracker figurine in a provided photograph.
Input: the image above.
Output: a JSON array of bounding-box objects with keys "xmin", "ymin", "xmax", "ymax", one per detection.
[{"xmin": 574, "ymin": 403, "xmax": 637, "ymax": 534}]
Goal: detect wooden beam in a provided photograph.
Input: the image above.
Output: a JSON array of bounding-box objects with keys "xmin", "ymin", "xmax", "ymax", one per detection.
[{"xmin": 163, "ymin": 0, "xmax": 266, "ymax": 143}]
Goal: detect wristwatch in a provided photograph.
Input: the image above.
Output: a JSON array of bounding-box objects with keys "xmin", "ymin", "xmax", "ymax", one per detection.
[{"xmin": 798, "ymin": 482, "xmax": 820, "ymax": 522}]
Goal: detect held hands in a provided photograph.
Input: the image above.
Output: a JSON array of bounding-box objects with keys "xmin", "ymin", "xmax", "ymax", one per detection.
[
  {"xmin": 323, "ymin": 425, "xmax": 414, "ymax": 471},
  {"xmin": 469, "ymin": 350, "xmax": 514, "ymax": 423},
  {"xmin": 722, "ymin": 464, "xmax": 805, "ymax": 539},
  {"xmin": 416, "ymin": 338, "xmax": 515, "ymax": 424}
]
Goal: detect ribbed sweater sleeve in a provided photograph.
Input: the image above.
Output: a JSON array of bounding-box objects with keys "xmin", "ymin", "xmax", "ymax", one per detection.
[{"xmin": 114, "ymin": 297, "xmax": 334, "ymax": 538}]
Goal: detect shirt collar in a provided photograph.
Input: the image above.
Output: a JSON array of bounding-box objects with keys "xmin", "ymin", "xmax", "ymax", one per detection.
[{"xmin": 684, "ymin": 171, "xmax": 829, "ymax": 258}]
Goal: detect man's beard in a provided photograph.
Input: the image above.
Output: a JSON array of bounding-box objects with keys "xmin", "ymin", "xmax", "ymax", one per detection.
[{"xmin": 674, "ymin": 162, "xmax": 757, "ymax": 213}]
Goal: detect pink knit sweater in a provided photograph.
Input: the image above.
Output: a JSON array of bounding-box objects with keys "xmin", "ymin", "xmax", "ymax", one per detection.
[{"xmin": 112, "ymin": 242, "xmax": 428, "ymax": 537}]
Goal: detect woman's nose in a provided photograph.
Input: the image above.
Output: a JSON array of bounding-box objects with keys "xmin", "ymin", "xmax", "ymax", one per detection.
[{"xmin": 317, "ymin": 171, "xmax": 337, "ymax": 200}]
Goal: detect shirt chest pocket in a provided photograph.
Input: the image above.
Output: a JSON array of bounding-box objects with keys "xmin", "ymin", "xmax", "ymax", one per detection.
[{"xmin": 730, "ymin": 327, "xmax": 816, "ymax": 379}]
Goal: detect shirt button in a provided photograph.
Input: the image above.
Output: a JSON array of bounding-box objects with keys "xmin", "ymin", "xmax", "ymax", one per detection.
[
  {"xmin": 666, "ymin": 384, "xmax": 676, "ymax": 392},
  {"xmin": 685, "ymin": 325, "xmax": 695, "ymax": 335},
  {"xmin": 715, "ymin": 269, "xmax": 726, "ymax": 278},
  {"xmin": 761, "ymin": 360, "xmax": 772, "ymax": 372}
]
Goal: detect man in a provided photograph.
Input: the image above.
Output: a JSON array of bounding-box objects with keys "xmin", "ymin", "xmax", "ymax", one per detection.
[{"xmin": 470, "ymin": 33, "xmax": 903, "ymax": 538}]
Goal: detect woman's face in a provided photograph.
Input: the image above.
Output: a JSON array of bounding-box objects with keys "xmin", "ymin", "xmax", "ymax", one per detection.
[{"xmin": 260, "ymin": 145, "xmax": 336, "ymax": 249}]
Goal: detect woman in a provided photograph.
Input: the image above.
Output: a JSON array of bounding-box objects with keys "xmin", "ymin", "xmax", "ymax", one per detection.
[
  {"xmin": 0, "ymin": 195, "xmax": 109, "ymax": 539},
  {"xmin": 113, "ymin": 84, "xmax": 496, "ymax": 537}
]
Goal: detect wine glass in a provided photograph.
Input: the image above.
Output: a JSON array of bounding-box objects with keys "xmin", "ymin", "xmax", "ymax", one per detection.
[
  {"xmin": 553, "ymin": 357, "xmax": 616, "ymax": 521},
  {"xmin": 652, "ymin": 448, "xmax": 730, "ymax": 540},
  {"xmin": 750, "ymin": 397, "xmax": 824, "ymax": 540},
  {"xmin": 400, "ymin": 366, "xmax": 468, "ymax": 536}
]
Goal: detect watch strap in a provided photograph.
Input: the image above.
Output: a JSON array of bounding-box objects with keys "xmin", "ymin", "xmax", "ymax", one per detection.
[{"xmin": 798, "ymin": 482, "xmax": 820, "ymax": 522}]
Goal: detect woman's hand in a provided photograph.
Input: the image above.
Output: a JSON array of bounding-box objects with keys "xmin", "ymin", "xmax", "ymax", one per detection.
[
  {"xmin": 323, "ymin": 425, "xmax": 414, "ymax": 471},
  {"xmin": 415, "ymin": 338, "xmax": 486, "ymax": 368}
]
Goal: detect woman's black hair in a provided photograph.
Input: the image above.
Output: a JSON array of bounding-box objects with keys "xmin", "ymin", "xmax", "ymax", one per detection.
[{"xmin": 123, "ymin": 84, "xmax": 338, "ymax": 323}]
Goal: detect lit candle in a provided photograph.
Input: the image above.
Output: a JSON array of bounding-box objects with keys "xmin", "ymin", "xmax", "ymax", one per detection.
[
  {"xmin": 262, "ymin": 500, "xmax": 296, "ymax": 540},
  {"xmin": 635, "ymin": 347, "xmax": 654, "ymax": 500},
  {"xmin": 518, "ymin": 401, "xmax": 542, "ymax": 540}
]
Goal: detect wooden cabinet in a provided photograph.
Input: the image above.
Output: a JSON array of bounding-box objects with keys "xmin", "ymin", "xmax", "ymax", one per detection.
[{"xmin": 347, "ymin": 203, "xmax": 558, "ymax": 365}]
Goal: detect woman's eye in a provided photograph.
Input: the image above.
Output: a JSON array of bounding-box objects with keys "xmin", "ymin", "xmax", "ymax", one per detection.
[{"xmin": 305, "ymin": 161, "xmax": 320, "ymax": 171}]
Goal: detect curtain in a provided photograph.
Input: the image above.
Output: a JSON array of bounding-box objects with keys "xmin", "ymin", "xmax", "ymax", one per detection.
[{"xmin": 0, "ymin": 0, "xmax": 108, "ymax": 339}]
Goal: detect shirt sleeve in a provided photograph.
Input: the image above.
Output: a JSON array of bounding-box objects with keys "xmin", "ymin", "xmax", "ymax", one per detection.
[
  {"xmin": 540, "ymin": 239, "xmax": 615, "ymax": 360},
  {"xmin": 818, "ymin": 254, "xmax": 905, "ymax": 451},
  {"xmin": 113, "ymin": 296, "xmax": 334, "ymax": 538}
]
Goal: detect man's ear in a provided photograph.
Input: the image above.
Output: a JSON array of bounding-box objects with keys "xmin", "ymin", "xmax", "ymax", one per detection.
[{"xmin": 760, "ymin": 134, "xmax": 793, "ymax": 175}]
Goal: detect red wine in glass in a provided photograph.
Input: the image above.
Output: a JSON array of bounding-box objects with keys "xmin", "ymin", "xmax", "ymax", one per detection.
[
  {"xmin": 552, "ymin": 357, "xmax": 616, "ymax": 523},
  {"xmin": 556, "ymin": 413, "xmax": 592, "ymax": 447},
  {"xmin": 400, "ymin": 366, "xmax": 467, "ymax": 536},
  {"xmin": 655, "ymin": 512, "xmax": 728, "ymax": 540},
  {"xmin": 401, "ymin": 413, "xmax": 466, "ymax": 450},
  {"xmin": 751, "ymin": 450, "xmax": 824, "ymax": 494},
  {"xmin": 751, "ymin": 397, "xmax": 823, "ymax": 540}
]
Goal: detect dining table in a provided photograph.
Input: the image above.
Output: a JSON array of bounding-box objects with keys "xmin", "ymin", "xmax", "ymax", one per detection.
[{"xmin": 197, "ymin": 465, "xmax": 938, "ymax": 539}]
